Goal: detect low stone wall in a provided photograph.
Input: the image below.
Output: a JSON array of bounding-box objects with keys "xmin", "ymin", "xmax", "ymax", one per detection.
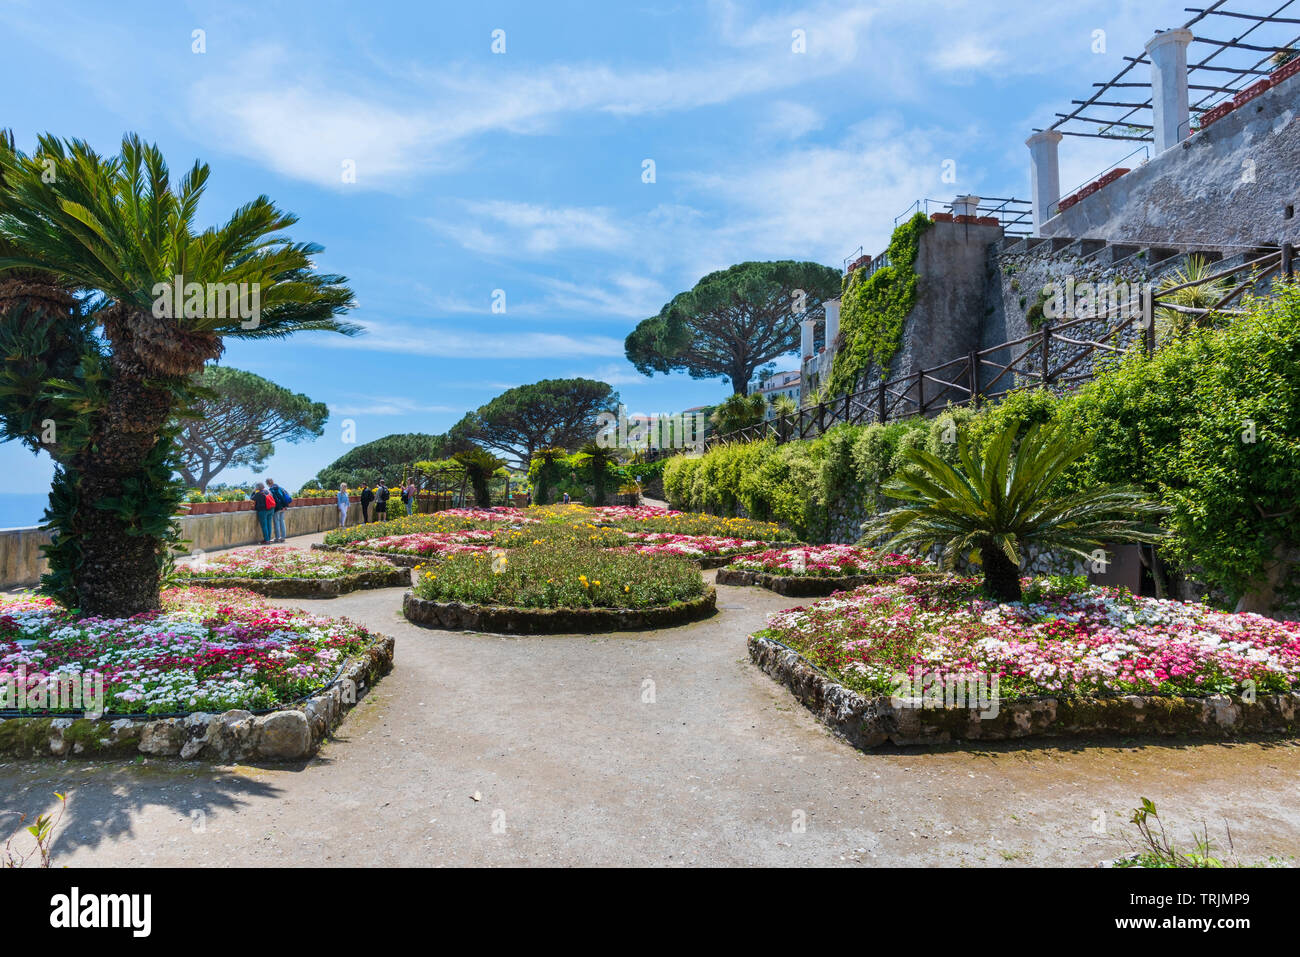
[
  {"xmin": 0, "ymin": 502, "xmax": 362, "ymax": 588},
  {"xmin": 749, "ymin": 634, "xmax": 1300, "ymax": 748},
  {"xmin": 716, "ymin": 567, "xmax": 942, "ymax": 596},
  {"xmin": 403, "ymin": 587, "xmax": 717, "ymax": 634},
  {"xmin": 0, "ymin": 632, "xmax": 394, "ymax": 762},
  {"xmin": 176, "ymin": 565, "xmax": 410, "ymax": 597}
]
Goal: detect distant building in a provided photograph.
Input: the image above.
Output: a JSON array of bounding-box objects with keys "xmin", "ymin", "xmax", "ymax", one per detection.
[{"xmin": 749, "ymin": 371, "xmax": 801, "ymax": 420}]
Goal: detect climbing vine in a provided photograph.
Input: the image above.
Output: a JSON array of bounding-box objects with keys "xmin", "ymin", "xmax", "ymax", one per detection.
[{"xmin": 824, "ymin": 212, "xmax": 932, "ymax": 398}]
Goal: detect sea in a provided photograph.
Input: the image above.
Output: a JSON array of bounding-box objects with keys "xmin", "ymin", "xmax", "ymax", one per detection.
[{"xmin": 0, "ymin": 493, "xmax": 50, "ymax": 530}]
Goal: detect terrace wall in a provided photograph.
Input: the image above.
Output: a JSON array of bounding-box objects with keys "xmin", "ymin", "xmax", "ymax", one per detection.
[
  {"xmin": 0, "ymin": 502, "xmax": 362, "ymax": 588},
  {"xmin": 1041, "ymin": 70, "xmax": 1300, "ymax": 245}
]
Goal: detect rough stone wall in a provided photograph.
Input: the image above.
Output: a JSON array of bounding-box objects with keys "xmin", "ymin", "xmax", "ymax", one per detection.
[{"xmin": 1042, "ymin": 71, "xmax": 1300, "ymax": 245}]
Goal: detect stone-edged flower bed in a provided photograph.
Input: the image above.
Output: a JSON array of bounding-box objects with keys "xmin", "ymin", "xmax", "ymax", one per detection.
[
  {"xmin": 0, "ymin": 588, "xmax": 394, "ymax": 761},
  {"xmin": 749, "ymin": 633, "xmax": 1300, "ymax": 748},
  {"xmin": 174, "ymin": 545, "xmax": 410, "ymax": 596},
  {"xmin": 717, "ymin": 566, "xmax": 946, "ymax": 595},
  {"xmin": 616, "ymin": 533, "xmax": 776, "ymax": 569},
  {"xmin": 403, "ymin": 586, "xmax": 717, "ymax": 634},
  {"xmin": 181, "ymin": 566, "xmax": 411, "ymax": 598},
  {"xmin": 312, "ymin": 542, "xmax": 487, "ymax": 568},
  {"xmin": 717, "ymin": 545, "xmax": 938, "ymax": 595},
  {"xmin": 749, "ymin": 575, "xmax": 1300, "ymax": 747}
]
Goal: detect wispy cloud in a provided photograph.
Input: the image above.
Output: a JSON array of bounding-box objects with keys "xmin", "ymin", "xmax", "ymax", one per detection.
[
  {"xmin": 329, "ymin": 395, "xmax": 459, "ymax": 417},
  {"xmin": 314, "ymin": 319, "xmax": 624, "ymax": 360}
]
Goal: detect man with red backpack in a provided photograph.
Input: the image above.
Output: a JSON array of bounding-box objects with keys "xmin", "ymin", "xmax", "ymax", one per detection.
[{"xmin": 251, "ymin": 482, "xmax": 276, "ymax": 544}]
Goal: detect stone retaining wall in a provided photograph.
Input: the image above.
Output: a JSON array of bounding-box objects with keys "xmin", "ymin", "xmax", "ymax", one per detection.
[
  {"xmin": 749, "ymin": 633, "xmax": 1300, "ymax": 748},
  {"xmin": 403, "ymin": 587, "xmax": 717, "ymax": 634},
  {"xmin": 0, "ymin": 502, "xmax": 362, "ymax": 588},
  {"xmin": 0, "ymin": 633, "xmax": 394, "ymax": 762}
]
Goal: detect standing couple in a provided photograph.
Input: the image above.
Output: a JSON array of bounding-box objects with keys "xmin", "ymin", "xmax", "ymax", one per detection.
[{"xmin": 250, "ymin": 479, "xmax": 293, "ymax": 544}]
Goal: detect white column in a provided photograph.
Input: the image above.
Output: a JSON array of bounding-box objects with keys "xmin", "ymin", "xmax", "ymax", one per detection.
[
  {"xmin": 800, "ymin": 318, "xmax": 816, "ymax": 359},
  {"xmin": 1025, "ymin": 130, "xmax": 1063, "ymax": 234},
  {"xmin": 1146, "ymin": 28, "xmax": 1194, "ymax": 153},
  {"xmin": 953, "ymin": 194, "xmax": 981, "ymax": 218},
  {"xmin": 823, "ymin": 298, "xmax": 840, "ymax": 349}
]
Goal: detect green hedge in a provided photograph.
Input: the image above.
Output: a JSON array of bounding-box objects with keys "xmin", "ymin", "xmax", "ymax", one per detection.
[{"xmin": 664, "ymin": 284, "xmax": 1300, "ymax": 604}]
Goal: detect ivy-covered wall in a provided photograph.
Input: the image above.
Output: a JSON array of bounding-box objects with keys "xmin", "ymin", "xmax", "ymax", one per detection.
[{"xmin": 824, "ymin": 212, "xmax": 931, "ymax": 398}]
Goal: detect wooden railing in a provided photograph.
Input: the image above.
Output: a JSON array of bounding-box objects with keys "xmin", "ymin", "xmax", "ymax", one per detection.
[{"xmin": 686, "ymin": 244, "xmax": 1293, "ymax": 453}]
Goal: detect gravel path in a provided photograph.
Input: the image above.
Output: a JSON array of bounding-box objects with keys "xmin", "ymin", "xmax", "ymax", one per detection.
[{"xmin": 3, "ymin": 533, "xmax": 1299, "ymax": 867}]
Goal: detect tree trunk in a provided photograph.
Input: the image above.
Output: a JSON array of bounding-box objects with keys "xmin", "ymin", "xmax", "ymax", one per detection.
[
  {"xmin": 63, "ymin": 359, "xmax": 183, "ymax": 617},
  {"xmin": 980, "ymin": 540, "xmax": 1023, "ymax": 603}
]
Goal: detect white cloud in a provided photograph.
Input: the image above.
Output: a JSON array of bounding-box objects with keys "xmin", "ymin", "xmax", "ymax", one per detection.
[
  {"xmin": 930, "ymin": 37, "xmax": 1004, "ymax": 73},
  {"xmin": 428, "ymin": 202, "xmax": 631, "ymax": 256},
  {"xmin": 761, "ymin": 101, "xmax": 824, "ymax": 139},
  {"xmin": 330, "ymin": 395, "xmax": 459, "ymax": 416},
  {"xmin": 314, "ymin": 319, "xmax": 624, "ymax": 360}
]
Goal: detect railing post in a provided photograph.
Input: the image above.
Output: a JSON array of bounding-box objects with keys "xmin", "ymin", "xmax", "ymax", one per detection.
[
  {"xmin": 843, "ymin": 392, "xmax": 850, "ymax": 425},
  {"xmin": 968, "ymin": 350, "xmax": 979, "ymax": 406},
  {"xmin": 877, "ymin": 379, "xmax": 886, "ymax": 423},
  {"xmin": 916, "ymin": 369, "xmax": 925, "ymax": 416},
  {"xmin": 1040, "ymin": 320, "xmax": 1052, "ymax": 386},
  {"xmin": 1284, "ymin": 242, "xmax": 1294, "ymax": 279},
  {"xmin": 817, "ymin": 401, "xmax": 825, "ymax": 434}
]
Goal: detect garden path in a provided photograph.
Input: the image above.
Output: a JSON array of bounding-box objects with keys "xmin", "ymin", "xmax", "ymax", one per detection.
[{"xmin": 4, "ymin": 533, "xmax": 1300, "ymax": 865}]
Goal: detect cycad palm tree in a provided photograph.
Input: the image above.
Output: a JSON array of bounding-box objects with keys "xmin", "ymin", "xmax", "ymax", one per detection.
[
  {"xmin": 0, "ymin": 133, "xmax": 355, "ymax": 614},
  {"xmin": 575, "ymin": 440, "xmax": 620, "ymax": 505},
  {"xmin": 452, "ymin": 448, "xmax": 507, "ymax": 508},
  {"xmin": 861, "ymin": 421, "xmax": 1166, "ymax": 601},
  {"xmin": 709, "ymin": 391, "xmax": 766, "ymax": 437}
]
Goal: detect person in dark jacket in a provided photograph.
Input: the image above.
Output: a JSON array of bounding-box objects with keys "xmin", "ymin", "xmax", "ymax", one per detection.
[
  {"xmin": 266, "ymin": 478, "xmax": 291, "ymax": 542},
  {"xmin": 360, "ymin": 482, "xmax": 375, "ymax": 523},
  {"xmin": 251, "ymin": 482, "xmax": 275, "ymax": 544},
  {"xmin": 375, "ymin": 481, "xmax": 390, "ymax": 520}
]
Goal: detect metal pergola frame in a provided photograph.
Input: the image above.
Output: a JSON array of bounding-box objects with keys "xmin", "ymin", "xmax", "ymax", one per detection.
[{"xmin": 1032, "ymin": 0, "xmax": 1300, "ymax": 144}]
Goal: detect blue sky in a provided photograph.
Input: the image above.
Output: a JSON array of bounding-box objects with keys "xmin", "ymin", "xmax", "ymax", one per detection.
[{"xmin": 0, "ymin": 0, "xmax": 1194, "ymax": 495}]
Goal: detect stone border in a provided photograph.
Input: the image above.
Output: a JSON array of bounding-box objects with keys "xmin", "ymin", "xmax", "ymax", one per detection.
[
  {"xmin": 748, "ymin": 633, "xmax": 1300, "ymax": 748},
  {"xmin": 717, "ymin": 567, "xmax": 942, "ymax": 596},
  {"xmin": 175, "ymin": 565, "xmax": 411, "ymax": 597},
  {"xmin": 403, "ymin": 586, "xmax": 717, "ymax": 634},
  {"xmin": 0, "ymin": 632, "xmax": 395, "ymax": 762}
]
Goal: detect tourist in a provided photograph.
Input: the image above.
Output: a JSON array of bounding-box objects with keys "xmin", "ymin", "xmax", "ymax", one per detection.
[
  {"xmin": 360, "ymin": 482, "xmax": 375, "ymax": 523},
  {"xmin": 337, "ymin": 482, "xmax": 350, "ymax": 527},
  {"xmin": 266, "ymin": 478, "xmax": 291, "ymax": 543},
  {"xmin": 251, "ymin": 482, "xmax": 275, "ymax": 544},
  {"xmin": 403, "ymin": 478, "xmax": 417, "ymax": 516},
  {"xmin": 375, "ymin": 480, "xmax": 390, "ymax": 520},
  {"xmin": 562, "ymin": 491, "xmax": 570, "ymax": 504}
]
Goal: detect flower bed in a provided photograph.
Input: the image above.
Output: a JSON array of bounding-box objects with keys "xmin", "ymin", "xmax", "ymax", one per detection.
[
  {"xmin": 172, "ymin": 546, "xmax": 409, "ymax": 596},
  {"xmin": 717, "ymin": 545, "xmax": 937, "ymax": 594},
  {"xmin": 322, "ymin": 507, "xmax": 535, "ymax": 548},
  {"xmin": 404, "ymin": 542, "xmax": 713, "ymax": 633},
  {"xmin": 617, "ymin": 532, "xmax": 774, "ymax": 568},
  {"xmin": 749, "ymin": 576, "xmax": 1300, "ymax": 747},
  {"xmin": 0, "ymin": 588, "xmax": 394, "ymax": 760},
  {"xmin": 606, "ymin": 513, "xmax": 797, "ymax": 541}
]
